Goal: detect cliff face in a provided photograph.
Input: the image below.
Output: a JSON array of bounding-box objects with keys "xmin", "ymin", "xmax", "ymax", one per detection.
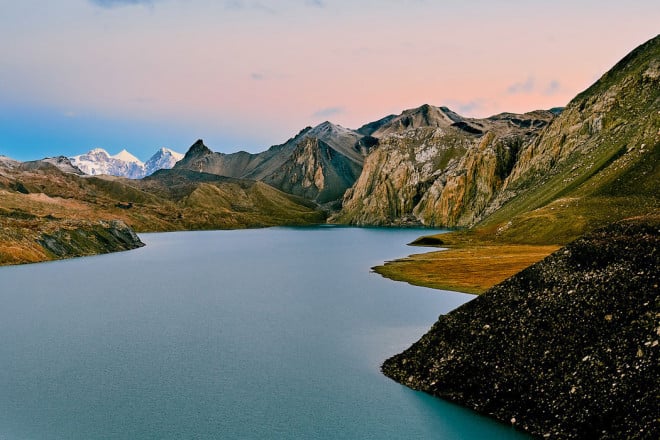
[
  {"xmin": 334, "ymin": 107, "xmax": 553, "ymax": 226},
  {"xmin": 382, "ymin": 217, "xmax": 660, "ymax": 439},
  {"xmin": 333, "ymin": 125, "xmax": 471, "ymax": 225}
]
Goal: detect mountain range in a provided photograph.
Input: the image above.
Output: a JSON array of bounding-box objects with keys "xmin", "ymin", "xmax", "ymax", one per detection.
[
  {"xmin": 70, "ymin": 147, "xmax": 184, "ymax": 179},
  {"xmin": 0, "ymin": 33, "xmax": 658, "ymax": 439},
  {"xmin": 0, "ymin": 34, "xmax": 656, "ymax": 258}
]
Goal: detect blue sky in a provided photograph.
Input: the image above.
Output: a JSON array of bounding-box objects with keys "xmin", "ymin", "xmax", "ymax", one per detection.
[{"xmin": 1, "ymin": 0, "xmax": 658, "ymax": 161}]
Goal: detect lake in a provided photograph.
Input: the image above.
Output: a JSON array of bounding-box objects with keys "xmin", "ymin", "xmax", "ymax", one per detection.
[{"xmin": 0, "ymin": 227, "xmax": 528, "ymax": 439}]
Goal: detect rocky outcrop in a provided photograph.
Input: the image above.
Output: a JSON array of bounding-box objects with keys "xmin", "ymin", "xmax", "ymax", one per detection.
[
  {"xmin": 0, "ymin": 211, "xmax": 144, "ymax": 266},
  {"xmin": 37, "ymin": 220, "xmax": 144, "ymax": 260},
  {"xmin": 382, "ymin": 217, "xmax": 659, "ymax": 439}
]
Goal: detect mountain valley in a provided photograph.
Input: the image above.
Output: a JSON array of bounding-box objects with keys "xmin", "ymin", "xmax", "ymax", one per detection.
[{"xmin": 0, "ymin": 32, "xmax": 658, "ymax": 440}]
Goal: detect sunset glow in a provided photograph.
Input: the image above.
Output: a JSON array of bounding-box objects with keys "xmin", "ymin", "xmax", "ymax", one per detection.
[{"xmin": 1, "ymin": 0, "xmax": 658, "ymax": 160}]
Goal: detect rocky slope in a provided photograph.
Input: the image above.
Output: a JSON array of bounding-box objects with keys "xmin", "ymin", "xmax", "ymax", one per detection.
[
  {"xmin": 334, "ymin": 105, "xmax": 554, "ymax": 225},
  {"xmin": 478, "ymin": 34, "xmax": 660, "ymax": 244},
  {"xmin": 382, "ymin": 216, "xmax": 659, "ymax": 439},
  {"xmin": 175, "ymin": 121, "xmax": 374, "ymax": 207}
]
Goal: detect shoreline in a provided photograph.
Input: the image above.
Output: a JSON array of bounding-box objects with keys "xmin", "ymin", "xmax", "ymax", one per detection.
[{"xmin": 373, "ymin": 231, "xmax": 559, "ymax": 294}]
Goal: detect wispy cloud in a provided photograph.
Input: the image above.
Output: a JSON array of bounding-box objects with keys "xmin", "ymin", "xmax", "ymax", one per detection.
[
  {"xmin": 249, "ymin": 71, "xmax": 288, "ymax": 81},
  {"xmin": 312, "ymin": 106, "xmax": 345, "ymax": 118},
  {"xmin": 506, "ymin": 76, "xmax": 535, "ymax": 95},
  {"xmin": 224, "ymin": 1, "xmax": 278, "ymax": 13},
  {"xmin": 444, "ymin": 99, "xmax": 487, "ymax": 117},
  {"xmin": 89, "ymin": 0, "xmax": 158, "ymax": 8},
  {"xmin": 543, "ymin": 80, "xmax": 561, "ymax": 96},
  {"xmin": 305, "ymin": 0, "xmax": 325, "ymax": 7}
]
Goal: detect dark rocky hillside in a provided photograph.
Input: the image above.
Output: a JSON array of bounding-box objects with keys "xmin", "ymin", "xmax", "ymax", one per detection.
[{"xmin": 382, "ymin": 216, "xmax": 659, "ymax": 439}]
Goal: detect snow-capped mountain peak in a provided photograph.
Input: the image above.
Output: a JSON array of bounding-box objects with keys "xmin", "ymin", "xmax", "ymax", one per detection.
[
  {"xmin": 70, "ymin": 147, "xmax": 183, "ymax": 179},
  {"xmin": 113, "ymin": 149, "xmax": 144, "ymax": 165},
  {"xmin": 144, "ymin": 148, "xmax": 184, "ymax": 176}
]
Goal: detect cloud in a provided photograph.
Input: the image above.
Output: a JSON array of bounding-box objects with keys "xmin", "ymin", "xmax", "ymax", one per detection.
[
  {"xmin": 312, "ymin": 106, "xmax": 345, "ymax": 118},
  {"xmin": 506, "ymin": 76, "xmax": 535, "ymax": 95},
  {"xmin": 305, "ymin": 0, "xmax": 325, "ymax": 7},
  {"xmin": 456, "ymin": 101, "xmax": 483, "ymax": 115},
  {"xmin": 543, "ymin": 80, "xmax": 561, "ymax": 96},
  {"xmin": 89, "ymin": 0, "xmax": 157, "ymax": 8},
  {"xmin": 444, "ymin": 99, "xmax": 487, "ymax": 117},
  {"xmin": 250, "ymin": 72, "xmax": 265, "ymax": 80},
  {"xmin": 224, "ymin": 1, "xmax": 278, "ymax": 13}
]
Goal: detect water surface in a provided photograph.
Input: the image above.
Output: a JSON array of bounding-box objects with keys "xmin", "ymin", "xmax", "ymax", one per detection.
[{"xmin": 0, "ymin": 227, "xmax": 527, "ymax": 439}]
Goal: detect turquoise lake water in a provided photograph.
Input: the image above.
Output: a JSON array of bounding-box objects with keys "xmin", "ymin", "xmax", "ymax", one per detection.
[{"xmin": 0, "ymin": 227, "xmax": 528, "ymax": 439}]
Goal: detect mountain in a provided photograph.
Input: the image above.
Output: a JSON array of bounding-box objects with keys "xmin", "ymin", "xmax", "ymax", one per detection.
[
  {"xmin": 335, "ymin": 35, "xmax": 659, "ymax": 243},
  {"xmin": 380, "ymin": 35, "xmax": 660, "ymax": 439},
  {"xmin": 144, "ymin": 148, "xmax": 184, "ymax": 176},
  {"xmin": 70, "ymin": 147, "xmax": 183, "ymax": 179},
  {"xmin": 17, "ymin": 156, "xmax": 85, "ymax": 175},
  {"xmin": 70, "ymin": 148, "xmax": 145, "ymax": 179},
  {"xmin": 174, "ymin": 121, "xmax": 375, "ymax": 207},
  {"xmin": 333, "ymin": 105, "xmax": 555, "ymax": 225}
]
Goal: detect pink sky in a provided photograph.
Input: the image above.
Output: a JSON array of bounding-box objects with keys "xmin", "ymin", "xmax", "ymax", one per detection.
[{"xmin": 1, "ymin": 0, "xmax": 658, "ymax": 160}]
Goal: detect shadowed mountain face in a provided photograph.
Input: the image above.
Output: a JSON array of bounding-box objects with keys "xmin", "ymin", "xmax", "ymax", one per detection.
[{"xmin": 174, "ymin": 121, "xmax": 375, "ymax": 207}]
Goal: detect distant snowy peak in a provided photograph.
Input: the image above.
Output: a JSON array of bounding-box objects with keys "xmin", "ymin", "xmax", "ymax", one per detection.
[
  {"xmin": 70, "ymin": 147, "xmax": 183, "ymax": 179},
  {"xmin": 144, "ymin": 148, "xmax": 184, "ymax": 176},
  {"xmin": 113, "ymin": 149, "xmax": 144, "ymax": 165}
]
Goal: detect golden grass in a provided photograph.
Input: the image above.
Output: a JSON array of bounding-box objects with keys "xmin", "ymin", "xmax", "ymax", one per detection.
[{"xmin": 373, "ymin": 242, "xmax": 559, "ymax": 294}]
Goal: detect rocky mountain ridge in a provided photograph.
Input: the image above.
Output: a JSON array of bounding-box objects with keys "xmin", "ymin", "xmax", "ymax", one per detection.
[
  {"xmin": 333, "ymin": 107, "xmax": 555, "ymax": 226},
  {"xmin": 174, "ymin": 121, "xmax": 375, "ymax": 207}
]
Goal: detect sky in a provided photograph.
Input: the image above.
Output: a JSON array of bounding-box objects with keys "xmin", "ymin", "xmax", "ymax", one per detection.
[{"xmin": 0, "ymin": 0, "xmax": 658, "ymax": 161}]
